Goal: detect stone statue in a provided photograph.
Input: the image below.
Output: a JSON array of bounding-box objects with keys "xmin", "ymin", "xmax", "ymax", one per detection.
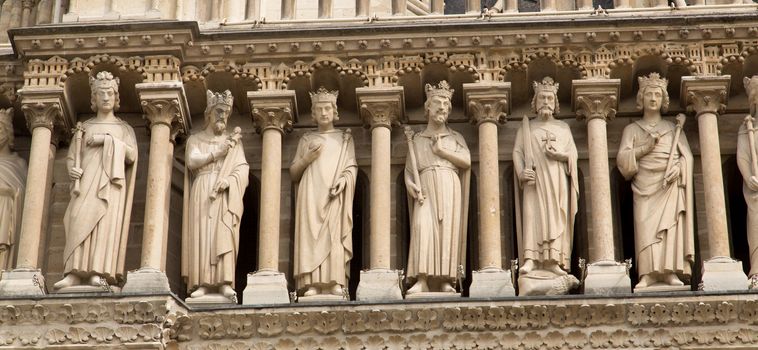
[
  {"xmin": 738, "ymin": 76, "xmax": 758, "ymax": 288},
  {"xmin": 405, "ymin": 81, "xmax": 471, "ymax": 295},
  {"xmin": 182, "ymin": 90, "xmax": 249, "ymax": 303},
  {"xmin": 54, "ymin": 71, "xmax": 138, "ymax": 291},
  {"xmin": 290, "ymin": 87, "xmax": 356, "ymax": 299},
  {"xmin": 617, "ymin": 73, "xmax": 694, "ymax": 291},
  {"xmin": 513, "ymin": 77, "xmax": 580, "ymax": 296},
  {"xmin": 0, "ymin": 108, "xmax": 26, "ymax": 271}
]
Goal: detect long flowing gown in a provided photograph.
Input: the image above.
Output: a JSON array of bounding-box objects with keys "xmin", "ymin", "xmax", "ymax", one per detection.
[
  {"xmin": 182, "ymin": 132, "xmax": 249, "ymax": 291},
  {"xmin": 737, "ymin": 123, "xmax": 758, "ymax": 277},
  {"xmin": 513, "ymin": 119, "xmax": 579, "ymax": 271},
  {"xmin": 62, "ymin": 118, "xmax": 137, "ymax": 284},
  {"xmin": 0, "ymin": 153, "xmax": 26, "ymax": 270},
  {"xmin": 405, "ymin": 128, "xmax": 470, "ymax": 281},
  {"xmin": 617, "ymin": 120, "xmax": 694, "ymax": 278},
  {"xmin": 293, "ymin": 130, "xmax": 356, "ymax": 289}
]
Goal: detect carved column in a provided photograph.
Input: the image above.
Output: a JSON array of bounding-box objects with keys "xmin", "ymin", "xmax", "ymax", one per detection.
[
  {"xmin": 355, "ymin": 86, "xmax": 405, "ymax": 301},
  {"xmin": 466, "ymin": 0, "xmax": 480, "ymax": 14},
  {"xmin": 356, "ymin": 0, "xmax": 369, "ymax": 16},
  {"xmin": 21, "ymin": 0, "xmax": 35, "ymax": 27},
  {"xmin": 282, "ymin": 0, "xmax": 295, "ymax": 19},
  {"xmin": 430, "ymin": 0, "xmax": 444, "ymax": 14},
  {"xmin": 122, "ymin": 82, "xmax": 190, "ymax": 293},
  {"xmin": 572, "ymin": 79, "xmax": 631, "ymax": 295},
  {"xmin": 681, "ymin": 76, "xmax": 749, "ymax": 291},
  {"xmin": 392, "ymin": 0, "xmax": 406, "ymax": 15},
  {"xmin": 242, "ymin": 90, "xmax": 296, "ymax": 305},
  {"xmin": 462, "ymin": 82, "xmax": 515, "ymax": 297},
  {"xmin": 0, "ymin": 86, "xmax": 72, "ymax": 296}
]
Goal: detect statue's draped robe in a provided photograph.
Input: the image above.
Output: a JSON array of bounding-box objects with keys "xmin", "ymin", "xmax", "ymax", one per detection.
[
  {"xmin": 617, "ymin": 120, "xmax": 694, "ymax": 278},
  {"xmin": 182, "ymin": 133, "xmax": 249, "ymax": 291},
  {"xmin": 0, "ymin": 153, "xmax": 26, "ymax": 270},
  {"xmin": 405, "ymin": 128, "xmax": 470, "ymax": 281},
  {"xmin": 513, "ymin": 119, "xmax": 579, "ymax": 271},
  {"xmin": 293, "ymin": 130, "xmax": 356, "ymax": 289},
  {"xmin": 737, "ymin": 123, "xmax": 758, "ymax": 277},
  {"xmin": 63, "ymin": 119, "xmax": 137, "ymax": 283}
]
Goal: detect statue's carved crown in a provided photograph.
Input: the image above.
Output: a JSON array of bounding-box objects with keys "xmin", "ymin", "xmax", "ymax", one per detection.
[
  {"xmin": 90, "ymin": 71, "xmax": 120, "ymax": 92},
  {"xmin": 309, "ymin": 86, "xmax": 338, "ymax": 104},
  {"xmin": 207, "ymin": 90, "xmax": 233, "ymax": 107},
  {"xmin": 638, "ymin": 72, "xmax": 668, "ymax": 91},
  {"xmin": 533, "ymin": 77, "xmax": 559, "ymax": 95},
  {"xmin": 425, "ymin": 80, "xmax": 454, "ymax": 100}
]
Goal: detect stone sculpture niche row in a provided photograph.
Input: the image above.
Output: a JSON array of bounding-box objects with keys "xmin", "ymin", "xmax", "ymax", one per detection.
[{"xmin": 0, "ymin": 70, "xmax": 755, "ymax": 305}]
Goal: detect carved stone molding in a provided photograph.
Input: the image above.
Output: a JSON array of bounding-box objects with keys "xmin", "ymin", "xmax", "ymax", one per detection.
[
  {"xmin": 136, "ymin": 81, "xmax": 192, "ymax": 136},
  {"xmin": 681, "ymin": 75, "xmax": 731, "ymax": 116},
  {"xmin": 248, "ymin": 90, "xmax": 297, "ymax": 134},
  {"xmin": 572, "ymin": 79, "xmax": 620, "ymax": 122},
  {"xmin": 356, "ymin": 86, "xmax": 405, "ymax": 129},
  {"xmin": 18, "ymin": 86, "xmax": 73, "ymax": 138},
  {"xmin": 463, "ymin": 82, "xmax": 510, "ymax": 125}
]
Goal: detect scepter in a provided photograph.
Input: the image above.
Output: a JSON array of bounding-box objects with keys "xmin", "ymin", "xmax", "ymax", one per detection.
[
  {"xmin": 663, "ymin": 114, "xmax": 686, "ymax": 189},
  {"xmin": 404, "ymin": 125, "xmax": 425, "ymax": 205},
  {"xmin": 744, "ymin": 115, "xmax": 758, "ymax": 178},
  {"xmin": 210, "ymin": 126, "xmax": 243, "ymax": 201},
  {"xmin": 521, "ymin": 115, "xmax": 536, "ymax": 186},
  {"xmin": 72, "ymin": 122, "xmax": 84, "ymax": 196}
]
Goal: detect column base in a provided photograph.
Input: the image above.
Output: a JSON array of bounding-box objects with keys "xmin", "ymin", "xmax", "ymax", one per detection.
[
  {"xmin": 242, "ymin": 270, "xmax": 290, "ymax": 305},
  {"xmin": 122, "ymin": 267, "xmax": 171, "ymax": 293},
  {"xmin": 469, "ymin": 267, "xmax": 515, "ymax": 298},
  {"xmin": 356, "ymin": 269, "xmax": 403, "ymax": 302},
  {"xmin": 0, "ymin": 268, "xmax": 46, "ymax": 296},
  {"xmin": 699, "ymin": 256, "xmax": 749, "ymax": 292},
  {"xmin": 583, "ymin": 260, "xmax": 632, "ymax": 295}
]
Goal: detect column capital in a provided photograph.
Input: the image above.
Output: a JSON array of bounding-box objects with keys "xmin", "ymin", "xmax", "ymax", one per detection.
[
  {"xmin": 136, "ymin": 81, "xmax": 191, "ymax": 136},
  {"xmin": 463, "ymin": 82, "xmax": 510, "ymax": 125},
  {"xmin": 248, "ymin": 90, "xmax": 297, "ymax": 134},
  {"xmin": 356, "ymin": 86, "xmax": 406, "ymax": 129},
  {"xmin": 19, "ymin": 86, "xmax": 73, "ymax": 137},
  {"xmin": 572, "ymin": 79, "xmax": 620, "ymax": 122},
  {"xmin": 681, "ymin": 75, "xmax": 730, "ymax": 116}
]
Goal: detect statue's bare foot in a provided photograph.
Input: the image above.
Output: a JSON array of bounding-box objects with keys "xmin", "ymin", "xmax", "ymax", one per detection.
[
  {"xmin": 407, "ymin": 278, "xmax": 429, "ymax": 294},
  {"xmin": 303, "ymin": 287, "xmax": 318, "ymax": 297},
  {"xmin": 220, "ymin": 284, "xmax": 236, "ymax": 298},
  {"xmin": 88, "ymin": 274, "xmax": 105, "ymax": 287},
  {"xmin": 664, "ymin": 273, "xmax": 684, "ymax": 286},
  {"xmin": 440, "ymin": 282, "xmax": 456, "ymax": 293},
  {"xmin": 519, "ymin": 260, "xmax": 535, "ymax": 275},
  {"xmin": 190, "ymin": 286, "xmax": 207, "ymax": 298},
  {"xmin": 53, "ymin": 274, "xmax": 80, "ymax": 290},
  {"xmin": 545, "ymin": 262, "xmax": 567, "ymax": 276},
  {"xmin": 635, "ymin": 274, "xmax": 656, "ymax": 289},
  {"xmin": 330, "ymin": 284, "xmax": 344, "ymax": 296}
]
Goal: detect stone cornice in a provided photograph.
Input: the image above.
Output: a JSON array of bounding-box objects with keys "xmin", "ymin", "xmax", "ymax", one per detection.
[
  {"xmin": 248, "ymin": 90, "xmax": 297, "ymax": 134},
  {"xmin": 135, "ymin": 81, "xmax": 191, "ymax": 137},
  {"xmin": 356, "ymin": 86, "xmax": 406, "ymax": 130},
  {"xmin": 572, "ymin": 79, "xmax": 620, "ymax": 122},
  {"xmin": 463, "ymin": 82, "xmax": 510, "ymax": 126},
  {"xmin": 681, "ymin": 75, "xmax": 731, "ymax": 117}
]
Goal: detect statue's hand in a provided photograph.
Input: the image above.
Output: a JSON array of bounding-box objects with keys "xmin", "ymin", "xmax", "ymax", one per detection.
[
  {"xmin": 330, "ymin": 177, "xmax": 347, "ymax": 197},
  {"xmin": 304, "ymin": 141, "xmax": 322, "ymax": 164},
  {"xmin": 544, "ymin": 145, "xmax": 568, "ymax": 162},
  {"xmin": 520, "ymin": 168, "xmax": 536, "ymax": 183},
  {"xmin": 86, "ymin": 134, "xmax": 106, "ymax": 147},
  {"xmin": 69, "ymin": 167, "xmax": 83, "ymax": 181},
  {"xmin": 664, "ymin": 163, "xmax": 681, "ymax": 185},
  {"xmin": 407, "ymin": 181, "xmax": 422, "ymax": 200},
  {"xmin": 211, "ymin": 146, "xmax": 229, "ymax": 161},
  {"xmin": 214, "ymin": 178, "xmax": 230, "ymax": 193},
  {"xmin": 749, "ymin": 176, "xmax": 758, "ymax": 191},
  {"xmin": 431, "ymin": 135, "xmax": 447, "ymax": 157}
]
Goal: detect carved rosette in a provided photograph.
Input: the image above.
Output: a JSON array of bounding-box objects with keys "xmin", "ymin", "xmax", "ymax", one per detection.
[
  {"xmin": 572, "ymin": 79, "xmax": 620, "ymax": 123},
  {"xmin": 681, "ymin": 76, "xmax": 730, "ymax": 117},
  {"xmin": 356, "ymin": 86, "xmax": 406, "ymax": 130},
  {"xmin": 463, "ymin": 82, "xmax": 511, "ymax": 126}
]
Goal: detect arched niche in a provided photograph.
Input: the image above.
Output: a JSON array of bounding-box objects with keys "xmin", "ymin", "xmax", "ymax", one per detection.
[{"xmin": 65, "ymin": 63, "xmax": 144, "ymax": 118}]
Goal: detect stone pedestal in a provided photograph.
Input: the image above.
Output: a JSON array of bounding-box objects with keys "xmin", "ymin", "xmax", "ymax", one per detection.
[
  {"xmin": 469, "ymin": 267, "xmax": 515, "ymax": 298},
  {"xmin": 0, "ymin": 269, "xmax": 46, "ymax": 296},
  {"xmin": 583, "ymin": 261, "xmax": 632, "ymax": 295},
  {"xmin": 700, "ymin": 257, "xmax": 750, "ymax": 292},
  {"xmin": 121, "ymin": 267, "xmax": 171, "ymax": 293},
  {"xmin": 242, "ymin": 270, "xmax": 290, "ymax": 305},
  {"xmin": 356, "ymin": 269, "xmax": 403, "ymax": 302},
  {"xmin": 186, "ymin": 294, "xmax": 236, "ymax": 305}
]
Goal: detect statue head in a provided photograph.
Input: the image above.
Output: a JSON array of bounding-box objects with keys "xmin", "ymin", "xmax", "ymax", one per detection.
[
  {"xmin": 0, "ymin": 108, "xmax": 13, "ymax": 151},
  {"xmin": 636, "ymin": 73, "xmax": 669, "ymax": 113},
  {"xmin": 89, "ymin": 71, "xmax": 120, "ymax": 113},
  {"xmin": 744, "ymin": 76, "xmax": 758, "ymax": 116},
  {"xmin": 531, "ymin": 77, "xmax": 560, "ymax": 118},
  {"xmin": 204, "ymin": 90, "xmax": 233, "ymax": 135},
  {"xmin": 424, "ymin": 80, "xmax": 453, "ymax": 125},
  {"xmin": 309, "ymin": 87, "xmax": 339, "ymax": 128}
]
